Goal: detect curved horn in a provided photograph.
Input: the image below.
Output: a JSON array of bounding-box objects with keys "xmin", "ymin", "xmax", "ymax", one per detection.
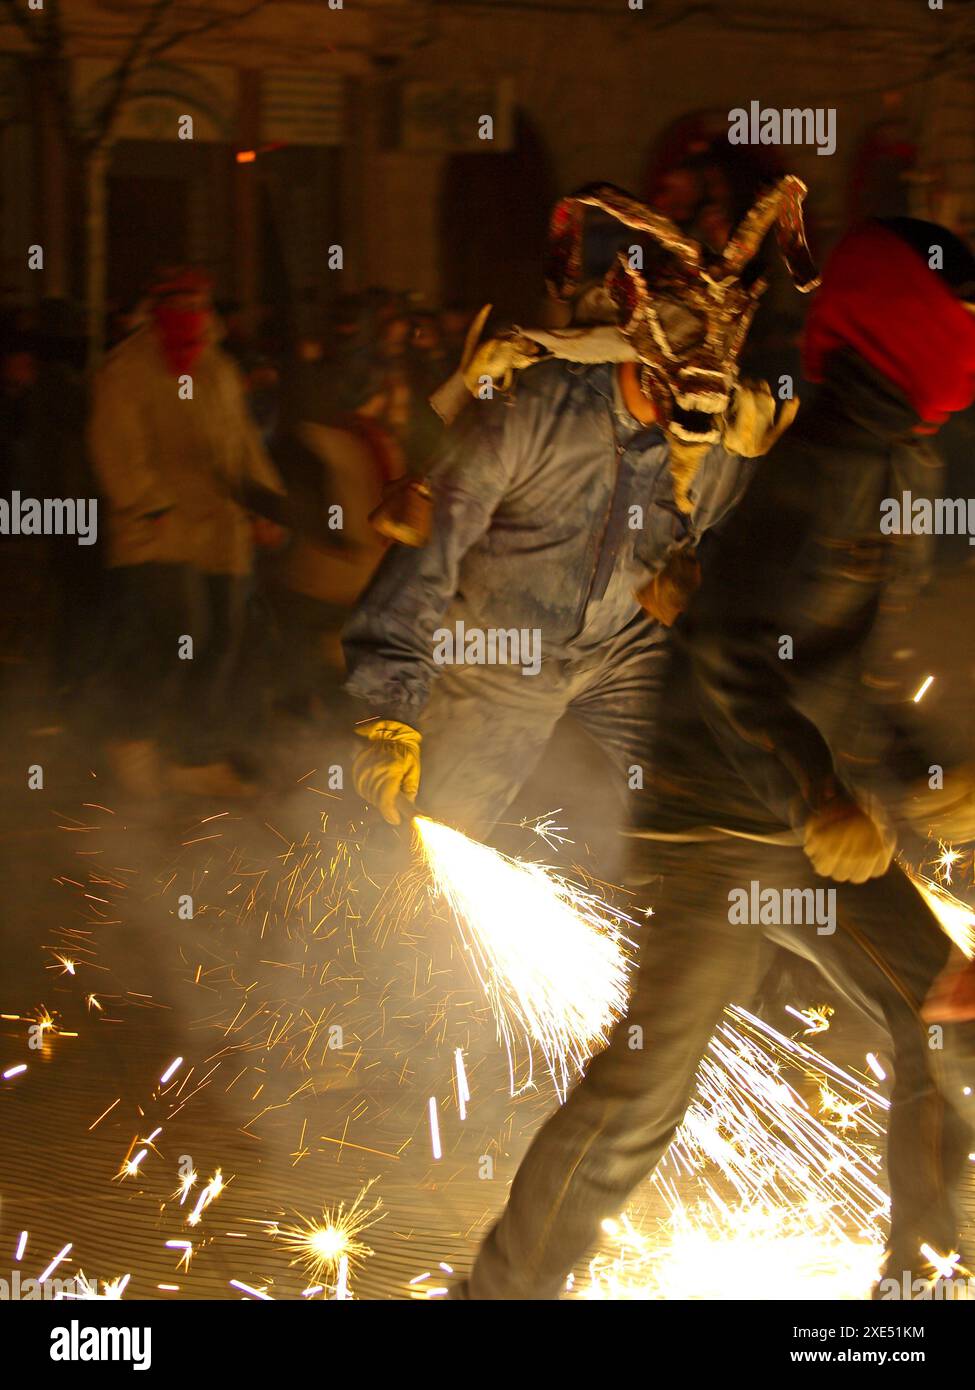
[
  {"xmin": 545, "ymin": 182, "xmax": 701, "ymax": 301},
  {"xmin": 723, "ymin": 174, "xmax": 819, "ymax": 292},
  {"xmin": 572, "ymin": 183, "xmax": 702, "ymax": 265}
]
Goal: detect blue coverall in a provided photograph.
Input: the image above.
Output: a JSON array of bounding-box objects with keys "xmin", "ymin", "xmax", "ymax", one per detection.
[{"xmin": 343, "ymin": 359, "xmax": 754, "ymax": 836}]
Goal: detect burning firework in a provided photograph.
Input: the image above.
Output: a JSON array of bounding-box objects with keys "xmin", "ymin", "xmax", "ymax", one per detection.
[
  {"xmin": 910, "ymin": 866, "xmax": 975, "ymax": 959},
  {"xmin": 578, "ymin": 1206, "xmax": 881, "ymax": 1300},
  {"xmin": 270, "ymin": 1181, "xmax": 384, "ymax": 1293},
  {"xmin": 412, "ymin": 815, "xmax": 634, "ymax": 1098},
  {"xmin": 576, "ymin": 1005, "xmax": 890, "ymax": 1298}
]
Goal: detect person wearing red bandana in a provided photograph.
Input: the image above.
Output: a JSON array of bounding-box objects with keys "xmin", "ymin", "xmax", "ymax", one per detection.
[
  {"xmin": 89, "ymin": 267, "xmax": 286, "ymax": 798},
  {"xmin": 453, "ymin": 219, "xmax": 975, "ymax": 1301}
]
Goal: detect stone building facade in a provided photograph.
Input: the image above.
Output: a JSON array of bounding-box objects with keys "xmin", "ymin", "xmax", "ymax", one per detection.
[{"xmin": 1, "ymin": 0, "xmax": 972, "ymax": 329}]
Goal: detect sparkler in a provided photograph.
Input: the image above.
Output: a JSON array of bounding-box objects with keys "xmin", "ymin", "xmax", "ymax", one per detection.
[
  {"xmin": 933, "ymin": 842, "xmax": 962, "ymax": 886},
  {"xmin": 269, "ymin": 1181, "xmax": 384, "ymax": 1293},
  {"xmin": 412, "ymin": 815, "xmax": 634, "ymax": 1098}
]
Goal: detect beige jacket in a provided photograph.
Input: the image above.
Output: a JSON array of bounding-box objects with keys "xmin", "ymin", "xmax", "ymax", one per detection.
[{"xmin": 89, "ymin": 327, "xmax": 285, "ymax": 575}]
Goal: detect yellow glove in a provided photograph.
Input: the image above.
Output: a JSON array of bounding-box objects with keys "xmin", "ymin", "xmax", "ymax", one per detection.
[
  {"xmin": 803, "ymin": 797, "xmax": 895, "ymax": 883},
  {"xmin": 353, "ymin": 719, "xmax": 421, "ymax": 826},
  {"xmin": 635, "ymin": 548, "xmax": 702, "ymax": 627},
  {"xmin": 463, "ymin": 334, "xmax": 543, "ymax": 397},
  {"xmin": 722, "ymin": 379, "xmax": 799, "ymax": 458}
]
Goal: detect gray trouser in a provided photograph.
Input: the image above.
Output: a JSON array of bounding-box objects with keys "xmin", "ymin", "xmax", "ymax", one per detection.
[
  {"xmin": 419, "ymin": 616, "xmax": 666, "ymax": 839},
  {"xmin": 467, "ymin": 836, "xmax": 974, "ymax": 1298}
]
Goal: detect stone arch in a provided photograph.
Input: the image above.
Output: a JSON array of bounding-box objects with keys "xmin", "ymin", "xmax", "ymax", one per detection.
[{"xmin": 80, "ymin": 61, "xmax": 235, "ymax": 144}]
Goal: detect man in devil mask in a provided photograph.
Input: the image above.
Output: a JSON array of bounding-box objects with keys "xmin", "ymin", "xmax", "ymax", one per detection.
[
  {"xmin": 457, "ymin": 218, "xmax": 975, "ymax": 1299},
  {"xmin": 344, "ymin": 176, "xmax": 818, "ymax": 841}
]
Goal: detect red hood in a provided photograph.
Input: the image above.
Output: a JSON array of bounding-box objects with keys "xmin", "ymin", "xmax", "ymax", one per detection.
[{"xmin": 803, "ymin": 221, "xmax": 975, "ymax": 428}]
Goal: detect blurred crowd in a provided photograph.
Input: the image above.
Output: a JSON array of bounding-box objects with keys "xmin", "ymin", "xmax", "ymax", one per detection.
[
  {"xmin": 0, "ymin": 280, "xmax": 479, "ymax": 793},
  {"xmin": 4, "ymin": 135, "xmax": 975, "ymax": 802}
]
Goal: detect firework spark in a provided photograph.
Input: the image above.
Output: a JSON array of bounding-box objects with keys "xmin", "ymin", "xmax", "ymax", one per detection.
[
  {"xmin": 910, "ymin": 868, "xmax": 975, "ymax": 959},
  {"xmin": 270, "ymin": 1182, "xmax": 384, "ymax": 1293},
  {"xmin": 64, "ymin": 1271, "xmax": 130, "ymax": 1300},
  {"xmin": 187, "ymin": 1169, "xmax": 227, "ymax": 1226},
  {"xmin": 579, "ymin": 1005, "xmax": 890, "ymax": 1299},
  {"xmin": 413, "ymin": 815, "xmax": 634, "ymax": 1098}
]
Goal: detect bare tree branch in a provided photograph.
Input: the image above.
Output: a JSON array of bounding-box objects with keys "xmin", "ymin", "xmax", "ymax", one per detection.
[
  {"xmin": 146, "ymin": 0, "xmax": 271, "ymax": 61},
  {"xmin": 89, "ymin": 0, "xmax": 180, "ymax": 148}
]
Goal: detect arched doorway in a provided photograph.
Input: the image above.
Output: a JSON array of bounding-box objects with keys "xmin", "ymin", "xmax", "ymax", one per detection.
[{"xmin": 75, "ymin": 61, "xmax": 236, "ymax": 309}]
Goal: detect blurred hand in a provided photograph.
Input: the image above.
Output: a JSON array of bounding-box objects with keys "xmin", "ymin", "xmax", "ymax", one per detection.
[
  {"xmin": 252, "ymin": 517, "xmax": 288, "ymax": 549},
  {"xmin": 803, "ymin": 797, "xmax": 895, "ymax": 883},
  {"xmin": 722, "ymin": 379, "xmax": 799, "ymax": 458},
  {"xmin": 901, "ymin": 763, "xmax": 975, "ymax": 844},
  {"xmin": 353, "ymin": 719, "xmax": 421, "ymax": 826},
  {"xmin": 922, "ymin": 953, "xmax": 975, "ymax": 1023},
  {"xmin": 635, "ymin": 548, "xmax": 701, "ymax": 627}
]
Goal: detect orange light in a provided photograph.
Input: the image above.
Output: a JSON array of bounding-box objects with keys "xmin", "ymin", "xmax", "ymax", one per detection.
[{"xmin": 236, "ymin": 149, "xmax": 257, "ymax": 164}]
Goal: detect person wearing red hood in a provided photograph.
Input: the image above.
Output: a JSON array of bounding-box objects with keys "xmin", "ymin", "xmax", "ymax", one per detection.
[
  {"xmin": 454, "ymin": 219, "xmax": 975, "ymax": 1300},
  {"xmin": 89, "ymin": 268, "xmax": 286, "ymax": 797}
]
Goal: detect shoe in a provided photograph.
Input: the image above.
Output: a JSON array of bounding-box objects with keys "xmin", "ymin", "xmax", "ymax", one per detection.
[
  {"xmin": 107, "ymin": 740, "xmax": 162, "ymax": 798},
  {"xmin": 166, "ymin": 761, "xmax": 257, "ymax": 798}
]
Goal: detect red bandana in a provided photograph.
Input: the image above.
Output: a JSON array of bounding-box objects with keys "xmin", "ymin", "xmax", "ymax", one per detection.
[{"xmin": 152, "ymin": 305, "xmax": 209, "ymax": 376}]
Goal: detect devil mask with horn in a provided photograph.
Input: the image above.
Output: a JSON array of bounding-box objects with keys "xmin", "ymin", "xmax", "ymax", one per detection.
[{"xmin": 545, "ymin": 174, "xmax": 819, "ymax": 443}]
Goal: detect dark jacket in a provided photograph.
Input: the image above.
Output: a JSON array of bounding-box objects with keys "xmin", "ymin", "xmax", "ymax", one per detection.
[{"xmin": 643, "ymin": 350, "xmax": 957, "ymax": 836}]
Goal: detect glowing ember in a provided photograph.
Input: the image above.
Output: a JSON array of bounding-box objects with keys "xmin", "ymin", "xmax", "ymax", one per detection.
[{"xmin": 270, "ymin": 1182, "xmax": 384, "ymax": 1292}]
